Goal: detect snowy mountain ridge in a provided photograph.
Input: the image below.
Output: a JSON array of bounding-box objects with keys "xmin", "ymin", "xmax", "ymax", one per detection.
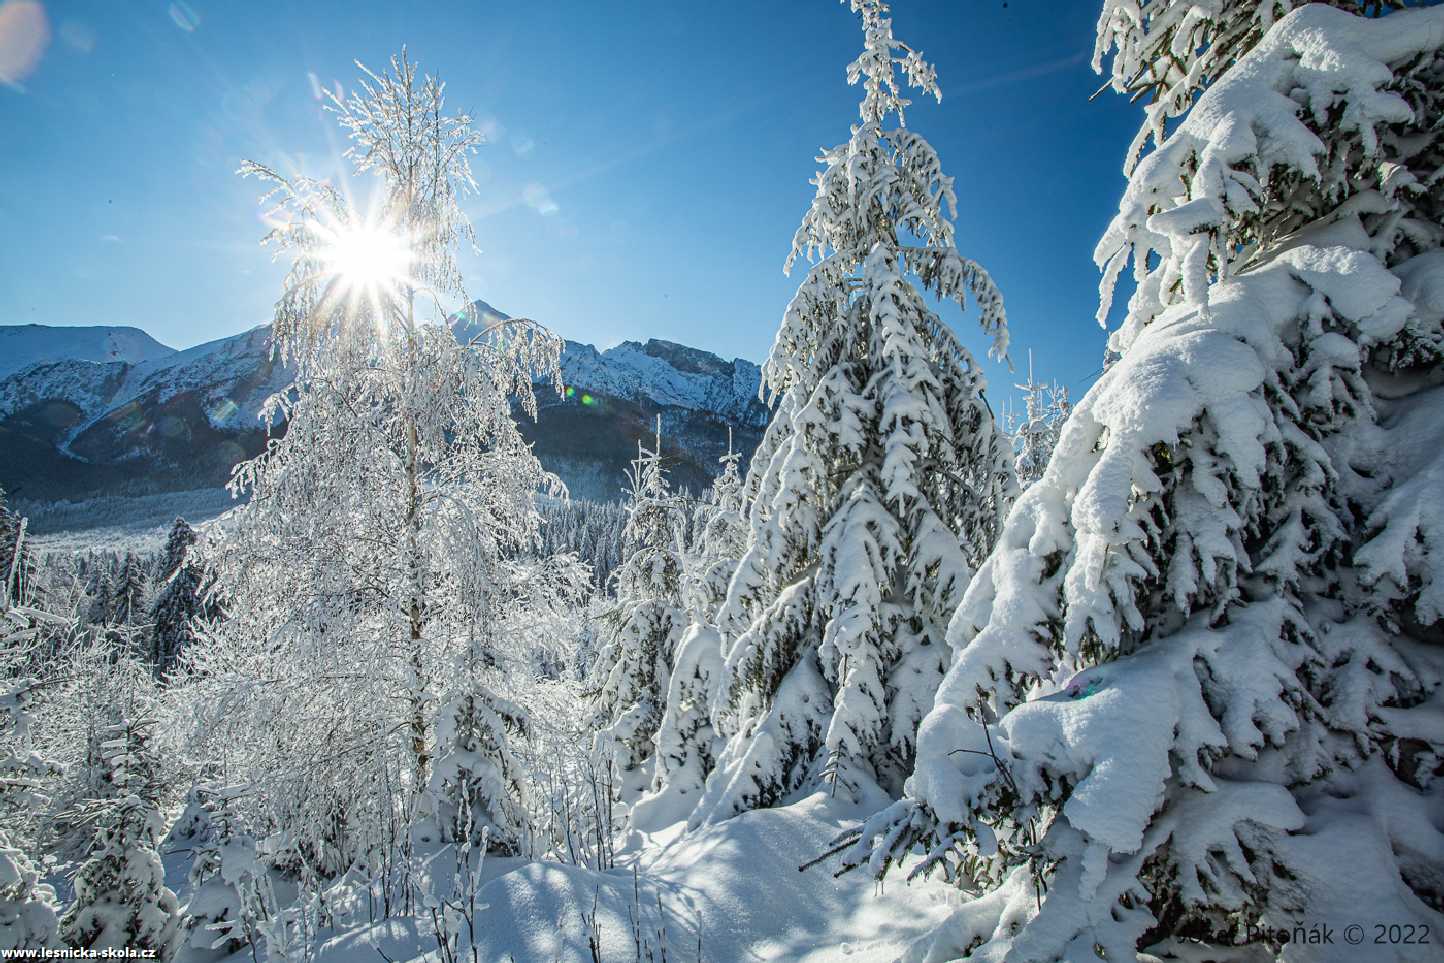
[
  {"xmin": 0, "ymin": 326, "xmax": 285, "ymax": 450},
  {"xmin": 459, "ymin": 299, "xmax": 767, "ymax": 426},
  {"xmin": 1, "ymin": 308, "xmax": 764, "ymax": 430},
  {"xmin": 0, "ymin": 323, "xmax": 176, "ymax": 379},
  {"xmin": 0, "ymin": 306, "xmax": 767, "ymax": 501}
]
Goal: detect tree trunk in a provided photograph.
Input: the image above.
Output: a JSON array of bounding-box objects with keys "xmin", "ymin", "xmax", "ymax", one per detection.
[{"xmin": 404, "ymin": 291, "xmax": 429, "ymax": 790}]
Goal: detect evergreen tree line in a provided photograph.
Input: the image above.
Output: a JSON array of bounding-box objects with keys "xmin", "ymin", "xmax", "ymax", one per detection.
[{"xmin": 4, "ymin": 495, "xmax": 216, "ymax": 679}]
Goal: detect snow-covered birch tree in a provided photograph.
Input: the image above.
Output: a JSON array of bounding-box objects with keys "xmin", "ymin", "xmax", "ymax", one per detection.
[
  {"xmin": 687, "ymin": 0, "xmax": 1015, "ymax": 827},
  {"xmin": 187, "ymin": 48, "xmax": 568, "ymax": 872},
  {"xmin": 0, "ymin": 488, "xmax": 37, "ymax": 608},
  {"xmin": 839, "ymin": 4, "xmax": 1444, "ymax": 959}
]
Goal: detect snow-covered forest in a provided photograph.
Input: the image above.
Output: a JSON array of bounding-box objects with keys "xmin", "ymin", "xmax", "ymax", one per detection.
[{"xmin": 3, "ymin": 1, "xmax": 1442, "ymax": 961}]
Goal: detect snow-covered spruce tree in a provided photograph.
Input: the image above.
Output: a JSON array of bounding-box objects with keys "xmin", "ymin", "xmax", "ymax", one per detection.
[
  {"xmin": 419, "ymin": 504, "xmax": 591, "ymax": 859},
  {"xmin": 0, "ymin": 662, "xmax": 61, "ymax": 857},
  {"xmin": 174, "ymin": 786, "xmax": 259, "ymax": 963},
  {"xmin": 1009, "ymin": 353, "xmax": 1071, "ymax": 491},
  {"xmin": 686, "ymin": 0, "xmax": 1013, "ymax": 827},
  {"xmin": 632, "ymin": 621, "xmax": 724, "ymax": 831},
  {"xmin": 839, "ymin": 5, "xmax": 1444, "ymax": 959},
  {"xmin": 1090, "ymin": 0, "xmax": 1419, "ymax": 348},
  {"xmin": 149, "ymin": 518, "xmax": 214, "ymax": 677},
  {"xmin": 0, "ymin": 834, "xmax": 56, "ymax": 954},
  {"xmin": 190, "ymin": 49, "xmax": 566, "ymax": 873},
  {"xmin": 44, "ymin": 637, "xmax": 150, "ymax": 862},
  {"xmin": 176, "ymin": 837, "xmax": 259, "ymax": 963},
  {"xmin": 59, "ymin": 717, "xmax": 180, "ymax": 958},
  {"xmin": 633, "ymin": 434, "xmax": 750, "ymax": 826},
  {"xmin": 102, "ymin": 552, "xmax": 150, "ymax": 628},
  {"xmin": 589, "ymin": 419, "xmax": 688, "ymax": 787},
  {"xmin": 682, "ymin": 430, "xmax": 748, "ymax": 626},
  {"xmin": 1091, "ymin": 1, "xmax": 1410, "ymax": 192},
  {"xmin": 86, "ymin": 560, "xmax": 115, "ymax": 628},
  {"xmin": 424, "ymin": 669, "xmax": 530, "ymax": 854}
]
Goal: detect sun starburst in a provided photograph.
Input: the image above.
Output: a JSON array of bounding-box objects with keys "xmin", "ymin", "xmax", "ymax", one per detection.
[
  {"xmin": 294, "ymin": 205, "xmax": 421, "ymax": 336},
  {"xmin": 319, "ymin": 218, "xmax": 413, "ymax": 300}
]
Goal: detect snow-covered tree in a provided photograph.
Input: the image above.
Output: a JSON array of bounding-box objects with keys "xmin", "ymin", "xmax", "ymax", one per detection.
[
  {"xmin": 44, "ymin": 635, "xmax": 162, "ymax": 864},
  {"xmin": 682, "ymin": 429, "xmax": 748, "ymax": 626},
  {"xmin": 840, "ymin": 4, "xmax": 1444, "ymax": 958},
  {"xmin": 1091, "ymin": 0, "xmax": 1437, "ymax": 350},
  {"xmin": 149, "ymin": 518, "xmax": 214, "ymax": 677},
  {"xmin": 634, "ymin": 434, "xmax": 749, "ymax": 828},
  {"xmin": 174, "ymin": 786, "xmax": 258, "ymax": 963},
  {"xmin": 105, "ymin": 552, "xmax": 150, "ymax": 628},
  {"xmin": 425, "ymin": 684, "xmax": 529, "ymax": 854},
  {"xmin": 589, "ymin": 419, "xmax": 688, "ymax": 785},
  {"xmin": 0, "ymin": 615, "xmax": 61, "ymax": 953},
  {"xmin": 687, "ymin": 0, "xmax": 1014, "ymax": 826},
  {"xmin": 1008, "ymin": 352, "xmax": 1071, "ymax": 490},
  {"xmin": 0, "ymin": 488, "xmax": 37, "ymax": 608},
  {"xmin": 0, "ymin": 674, "xmax": 60, "ymax": 852},
  {"xmin": 1092, "ymin": 0, "xmax": 1410, "ymax": 186},
  {"xmin": 38, "ymin": 553, "xmax": 91, "ymax": 626},
  {"xmin": 59, "ymin": 717, "xmax": 181, "ymax": 958},
  {"xmin": 86, "ymin": 562, "xmax": 115, "ymax": 628},
  {"xmin": 632, "ymin": 623, "xmax": 724, "ymax": 832},
  {"xmin": 189, "ymin": 48, "xmax": 568, "ymax": 873},
  {"xmin": 176, "ymin": 835, "xmax": 260, "ymax": 963},
  {"xmin": 0, "ymin": 835, "xmax": 56, "ymax": 954}
]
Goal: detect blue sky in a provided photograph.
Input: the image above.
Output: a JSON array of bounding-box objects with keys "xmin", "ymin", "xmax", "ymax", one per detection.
[{"xmin": 0, "ymin": 0, "xmax": 1140, "ymax": 408}]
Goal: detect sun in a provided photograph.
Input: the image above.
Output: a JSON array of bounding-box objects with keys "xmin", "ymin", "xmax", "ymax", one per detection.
[{"xmin": 319, "ymin": 221, "xmax": 413, "ymax": 298}]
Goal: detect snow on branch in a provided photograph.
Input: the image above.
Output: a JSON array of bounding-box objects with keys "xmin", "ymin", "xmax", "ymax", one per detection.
[{"xmin": 1095, "ymin": 3, "xmax": 1444, "ymax": 348}]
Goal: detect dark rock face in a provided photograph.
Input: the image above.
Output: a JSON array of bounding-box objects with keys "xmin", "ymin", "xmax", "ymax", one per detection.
[
  {"xmin": 522, "ymin": 389, "xmax": 764, "ymax": 502},
  {"xmin": 0, "ymin": 311, "xmax": 768, "ymax": 503}
]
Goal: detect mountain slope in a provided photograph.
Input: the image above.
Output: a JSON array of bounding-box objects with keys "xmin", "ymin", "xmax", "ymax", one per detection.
[
  {"xmin": 0, "ymin": 309, "xmax": 766, "ymax": 502},
  {"xmin": 0, "ymin": 324, "xmax": 176, "ymax": 379}
]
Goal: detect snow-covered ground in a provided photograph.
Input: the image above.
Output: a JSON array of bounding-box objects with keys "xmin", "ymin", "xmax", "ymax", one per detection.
[
  {"xmin": 164, "ymin": 793, "xmax": 960, "ymax": 963},
  {"xmin": 456, "ymin": 794, "xmax": 953, "ymax": 962}
]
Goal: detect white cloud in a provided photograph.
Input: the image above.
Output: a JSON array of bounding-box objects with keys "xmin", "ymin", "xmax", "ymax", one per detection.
[
  {"xmin": 522, "ymin": 182, "xmax": 559, "ymax": 217},
  {"xmin": 477, "ymin": 115, "xmax": 504, "ymax": 144},
  {"xmin": 60, "ymin": 19, "xmax": 95, "ymax": 54},
  {"xmin": 512, "ymin": 135, "xmax": 535, "ymax": 157}
]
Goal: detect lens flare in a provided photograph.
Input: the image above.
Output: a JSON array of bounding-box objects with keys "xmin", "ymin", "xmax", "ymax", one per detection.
[
  {"xmin": 208, "ymin": 397, "xmax": 239, "ymax": 425},
  {"xmin": 168, "ymin": 2, "xmax": 199, "ymax": 32},
  {"xmin": 0, "ymin": 0, "xmax": 50, "ymax": 90}
]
